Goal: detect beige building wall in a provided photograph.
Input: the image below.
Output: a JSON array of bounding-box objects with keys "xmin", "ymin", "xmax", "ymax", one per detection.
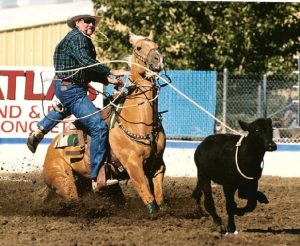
[
  {"xmin": 0, "ymin": 0, "xmax": 94, "ymax": 66},
  {"xmin": 0, "ymin": 22, "xmax": 70, "ymax": 67}
]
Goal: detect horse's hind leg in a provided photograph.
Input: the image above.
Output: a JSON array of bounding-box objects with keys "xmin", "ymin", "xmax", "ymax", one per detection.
[
  {"xmin": 37, "ymin": 185, "xmax": 56, "ymax": 203},
  {"xmin": 43, "ymin": 159, "xmax": 79, "ymax": 201}
]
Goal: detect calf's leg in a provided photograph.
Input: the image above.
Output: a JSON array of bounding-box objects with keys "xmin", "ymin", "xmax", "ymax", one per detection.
[
  {"xmin": 202, "ymin": 180, "xmax": 223, "ymax": 230},
  {"xmin": 192, "ymin": 171, "xmax": 206, "ymax": 216},
  {"xmin": 257, "ymin": 191, "xmax": 269, "ymax": 204},
  {"xmin": 223, "ymin": 186, "xmax": 238, "ymax": 233},
  {"xmin": 237, "ymin": 183, "xmax": 262, "ymax": 214}
]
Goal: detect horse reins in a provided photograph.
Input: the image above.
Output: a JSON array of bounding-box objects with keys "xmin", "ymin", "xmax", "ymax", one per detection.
[
  {"xmin": 116, "ymin": 39, "xmax": 163, "ymax": 146},
  {"xmin": 116, "ymin": 79, "xmax": 161, "ymax": 146}
]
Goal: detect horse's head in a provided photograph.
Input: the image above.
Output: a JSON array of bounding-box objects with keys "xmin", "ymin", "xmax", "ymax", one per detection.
[{"xmin": 129, "ymin": 31, "xmax": 163, "ymax": 77}]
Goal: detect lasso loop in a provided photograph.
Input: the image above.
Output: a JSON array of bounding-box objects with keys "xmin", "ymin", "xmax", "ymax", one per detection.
[{"xmin": 40, "ymin": 60, "xmax": 241, "ymax": 135}]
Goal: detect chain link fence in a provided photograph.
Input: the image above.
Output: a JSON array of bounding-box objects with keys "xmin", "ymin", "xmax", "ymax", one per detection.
[{"xmin": 216, "ymin": 69, "xmax": 299, "ymax": 143}]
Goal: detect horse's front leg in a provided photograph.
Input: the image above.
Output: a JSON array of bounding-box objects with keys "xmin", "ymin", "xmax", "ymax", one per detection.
[
  {"xmin": 151, "ymin": 158, "xmax": 166, "ymax": 210},
  {"xmin": 126, "ymin": 157, "xmax": 158, "ymax": 214}
]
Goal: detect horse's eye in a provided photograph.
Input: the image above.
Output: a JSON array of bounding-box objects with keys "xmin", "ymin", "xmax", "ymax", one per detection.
[{"xmin": 136, "ymin": 46, "xmax": 142, "ymax": 51}]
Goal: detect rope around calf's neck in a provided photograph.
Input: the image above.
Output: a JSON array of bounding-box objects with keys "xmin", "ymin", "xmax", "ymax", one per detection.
[{"xmin": 235, "ymin": 135, "xmax": 255, "ymax": 180}]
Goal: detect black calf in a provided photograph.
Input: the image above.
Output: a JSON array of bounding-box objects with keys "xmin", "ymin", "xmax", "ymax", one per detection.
[{"xmin": 192, "ymin": 118, "xmax": 277, "ymax": 234}]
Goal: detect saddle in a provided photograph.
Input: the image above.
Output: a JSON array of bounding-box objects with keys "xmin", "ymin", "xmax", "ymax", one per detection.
[
  {"xmin": 53, "ymin": 103, "xmax": 126, "ymax": 176},
  {"xmin": 55, "ymin": 125, "xmax": 86, "ymax": 160}
]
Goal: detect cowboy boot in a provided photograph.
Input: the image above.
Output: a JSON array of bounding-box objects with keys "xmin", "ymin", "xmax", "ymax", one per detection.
[
  {"xmin": 92, "ymin": 164, "xmax": 118, "ymax": 192},
  {"xmin": 27, "ymin": 129, "xmax": 45, "ymax": 153}
]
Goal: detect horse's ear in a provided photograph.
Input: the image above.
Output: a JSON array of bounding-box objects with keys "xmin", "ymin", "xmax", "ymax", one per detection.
[
  {"xmin": 148, "ymin": 30, "xmax": 154, "ymax": 40},
  {"xmin": 129, "ymin": 31, "xmax": 136, "ymax": 44},
  {"xmin": 129, "ymin": 31, "xmax": 144, "ymax": 45}
]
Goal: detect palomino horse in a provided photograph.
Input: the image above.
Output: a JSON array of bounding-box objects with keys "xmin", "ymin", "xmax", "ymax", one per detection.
[{"xmin": 42, "ymin": 31, "xmax": 166, "ymax": 214}]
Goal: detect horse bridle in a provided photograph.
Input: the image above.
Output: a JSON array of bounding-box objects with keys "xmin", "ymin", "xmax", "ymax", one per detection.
[{"xmin": 113, "ymin": 38, "xmax": 164, "ymax": 146}]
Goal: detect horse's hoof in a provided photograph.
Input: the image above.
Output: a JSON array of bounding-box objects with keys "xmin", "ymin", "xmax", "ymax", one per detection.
[{"xmin": 146, "ymin": 202, "xmax": 158, "ymax": 214}]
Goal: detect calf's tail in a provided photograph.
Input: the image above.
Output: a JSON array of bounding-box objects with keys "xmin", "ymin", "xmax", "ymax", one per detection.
[{"xmin": 193, "ymin": 149, "xmax": 204, "ymax": 205}]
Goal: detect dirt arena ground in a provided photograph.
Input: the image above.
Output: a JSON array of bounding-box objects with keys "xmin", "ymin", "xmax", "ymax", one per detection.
[{"xmin": 0, "ymin": 173, "xmax": 299, "ymax": 246}]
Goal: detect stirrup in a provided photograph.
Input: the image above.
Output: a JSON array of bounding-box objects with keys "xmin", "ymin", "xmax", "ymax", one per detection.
[
  {"xmin": 106, "ymin": 179, "xmax": 119, "ymax": 186},
  {"xmin": 92, "ymin": 179, "xmax": 119, "ymax": 193}
]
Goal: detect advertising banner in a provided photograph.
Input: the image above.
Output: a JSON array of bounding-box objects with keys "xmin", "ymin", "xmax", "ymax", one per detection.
[{"xmin": 0, "ymin": 66, "xmax": 104, "ymax": 144}]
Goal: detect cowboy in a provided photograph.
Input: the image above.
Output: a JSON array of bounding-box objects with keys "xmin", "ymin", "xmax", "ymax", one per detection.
[{"xmin": 27, "ymin": 14, "xmax": 130, "ymax": 191}]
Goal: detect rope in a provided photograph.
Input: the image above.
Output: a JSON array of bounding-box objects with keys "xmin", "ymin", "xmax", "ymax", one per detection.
[
  {"xmin": 39, "ymin": 72, "xmax": 130, "ymax": 123},
  {"xmin": 40, "ymin": 59, "xmax": 241, "ymax": 135},
  {"xmin": 235, "ymin": 135, "xmax": 255, "ymax": 180}
]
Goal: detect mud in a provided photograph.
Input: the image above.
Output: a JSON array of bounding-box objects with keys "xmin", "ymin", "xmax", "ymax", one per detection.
[{"xmin": 0, "ymin": 173, "xmax": 299, "ymax": 245}]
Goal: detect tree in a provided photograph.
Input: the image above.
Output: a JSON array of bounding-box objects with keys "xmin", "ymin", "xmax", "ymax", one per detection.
[{"xmin": 93, "ymin": 0, "xmax": 300, "ymax": 73}]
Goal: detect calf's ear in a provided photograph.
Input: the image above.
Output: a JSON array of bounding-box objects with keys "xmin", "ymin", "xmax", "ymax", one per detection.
[
  {"xmin": 267, "ymin": 118, "xmax": 272, "ymax": 125},
  {"xmin": 238, "ymin": 120, "xmax": 249, "ymax": 131}
]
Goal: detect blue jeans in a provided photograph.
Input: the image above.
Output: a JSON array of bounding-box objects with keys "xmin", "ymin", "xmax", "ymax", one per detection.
[{"xmin": 38, "ymin": 81, "xmax": 108, "ymax": 179}]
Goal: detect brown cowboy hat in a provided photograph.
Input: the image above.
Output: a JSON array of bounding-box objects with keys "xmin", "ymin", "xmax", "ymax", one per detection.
[{"xmin": 67, "ymin": 14, "xmax": 100, "ymax": 28}]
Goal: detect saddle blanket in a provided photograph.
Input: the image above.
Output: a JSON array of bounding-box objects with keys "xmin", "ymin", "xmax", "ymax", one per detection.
[
  {"xmin": 56, "ymin": 134, "xmax": 79, "ymax": 148},
  {"xmin": 55, "ymin": 130, "xmax": 85, "ymax": 148}
]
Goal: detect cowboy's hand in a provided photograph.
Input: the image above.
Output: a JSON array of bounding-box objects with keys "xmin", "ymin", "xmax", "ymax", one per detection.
[
  {"xmin": 116, "ymin": 76, "xmax": 125, "ymax": 86},
  {"xmin": 108, "ymin": 77, "xmax": 124, "ymax": 87}
]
